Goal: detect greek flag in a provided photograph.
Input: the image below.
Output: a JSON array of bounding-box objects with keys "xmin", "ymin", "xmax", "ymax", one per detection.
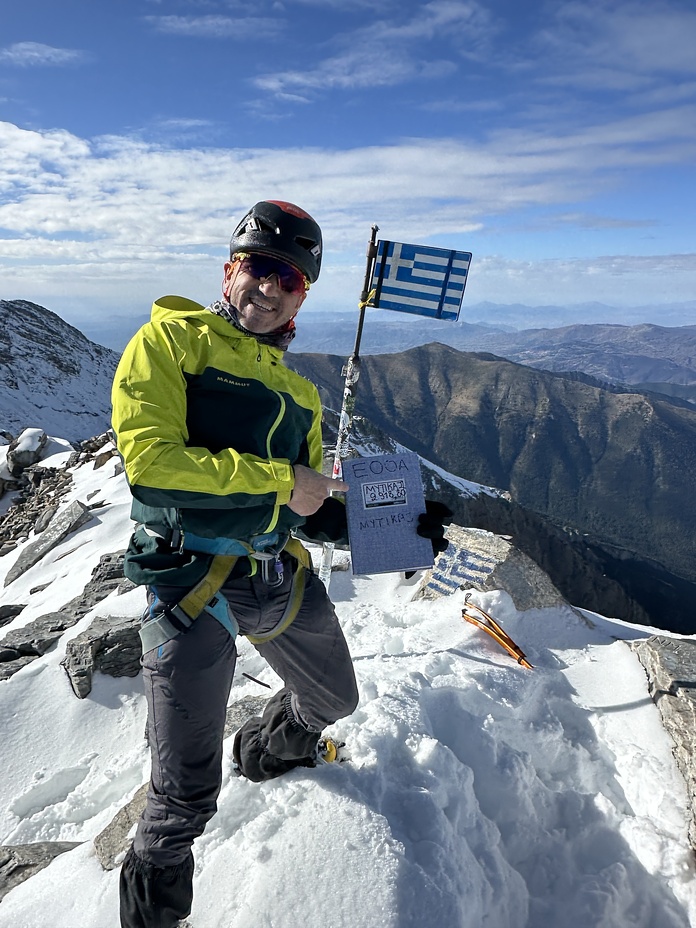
[{"xmin": 369, "ymin": 241, "xmax": 472, "ymax": 321}]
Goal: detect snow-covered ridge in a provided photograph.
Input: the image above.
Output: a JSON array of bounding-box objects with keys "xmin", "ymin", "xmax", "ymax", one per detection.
[
  {"xmin": 0, "ymin": 300, "xmax": 118, "ymax": 442},
  {"xmin": 0, "ymin": 435, "xmax": 695, "ymax": 926}
]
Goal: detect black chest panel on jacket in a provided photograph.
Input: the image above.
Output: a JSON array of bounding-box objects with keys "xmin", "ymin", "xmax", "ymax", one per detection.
[{"xmin": 183, "ymin": 366, "xmax": 313, "ymax": 466}]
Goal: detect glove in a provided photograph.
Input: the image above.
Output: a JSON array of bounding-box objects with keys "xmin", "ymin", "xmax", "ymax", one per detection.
[
  {"xmin": 294, "ymin": 496, "xmax": 348, "ymax": 546},
  {"xmin": 416, "ymin": 499, "xmax": 454, "ymax": 556}
]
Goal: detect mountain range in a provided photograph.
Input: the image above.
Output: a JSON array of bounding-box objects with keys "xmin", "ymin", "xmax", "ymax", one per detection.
[
  {"xmin": 292, "ymin": 314, "xmax": 696, "ymax": 402},
  {"xmin": 288, "ymin": 347, "xmax": 696, "ymax": 630}
]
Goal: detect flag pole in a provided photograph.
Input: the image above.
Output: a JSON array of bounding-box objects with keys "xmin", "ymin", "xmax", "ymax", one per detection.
[{"xmin": 318, "ymin": 223, "xmax": 379, "ymax": 589}]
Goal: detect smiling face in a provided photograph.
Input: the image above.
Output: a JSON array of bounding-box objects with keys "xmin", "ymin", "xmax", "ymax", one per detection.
[{"xmin": 222, "ymin": 255, "xmax": 307, "ymax": 334}]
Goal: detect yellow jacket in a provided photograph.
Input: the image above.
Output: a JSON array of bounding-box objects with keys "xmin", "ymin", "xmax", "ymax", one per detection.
[{"xmin": 112, "ymin": 296, "xmax": 323, "ymax": 564}]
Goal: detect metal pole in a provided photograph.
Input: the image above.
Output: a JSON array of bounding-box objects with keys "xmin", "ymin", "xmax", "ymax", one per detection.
[{"xmin": 319, "ymin": 224, "xmax": 379, "ymax": 589}]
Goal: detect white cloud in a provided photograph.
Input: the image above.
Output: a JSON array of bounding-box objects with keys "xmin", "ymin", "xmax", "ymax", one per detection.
[
  {"xmin": 535, "ymin": 212, "xmax": 657, "ymax": 231},
  {"xmin": 554, "ymin": 1, "xmax": 696, "ymax": 74},
  {"xmin": 253, "ymin": 0, "xmax": 493, "ymax": 95},
  {"xmin": 0, "ymin": 42, "xmax": 87, "ymax": 67},
  {"xmin": 529, "ymin": 1, "xmax": 696, "ymax": 105},
  {"xmin": 1, "ymin": 112, "xmax": 694, "ymax": 239},
  {"xmin": 145, "ymin": 14, "xmax": 284, "ymax": 38},
  {"xmin": 286, "ymin": 0, "xmax": 392, "ymax": 7},
  {"xmin": 1, "ymin": 112, "xmax": 695, "ymax": 322},
  {"xmin": 468, "ymin": 252, "xmax": 696, "ymax": 308}
]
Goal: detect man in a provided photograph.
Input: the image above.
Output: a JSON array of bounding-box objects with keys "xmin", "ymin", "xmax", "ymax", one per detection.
[{"xmin": 111, "ymin": 200, "xmax": 450, "ymax": 928}]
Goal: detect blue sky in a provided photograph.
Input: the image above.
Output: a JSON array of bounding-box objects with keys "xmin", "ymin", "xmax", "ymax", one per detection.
[{"xmin": 1, "ymin": 0, "xmax": 696, "ymax": 346}]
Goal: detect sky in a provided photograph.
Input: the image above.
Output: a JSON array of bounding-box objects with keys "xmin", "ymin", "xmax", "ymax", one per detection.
[
  {"xmin": 1, "ymin": 435, "xmax": 696, "ymax": 927},
  {"xmin": 1, "ymin": 0, "xmax": 696, "ymax": 348}
]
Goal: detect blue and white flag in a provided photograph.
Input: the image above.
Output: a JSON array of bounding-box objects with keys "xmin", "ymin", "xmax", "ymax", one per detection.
[{"xmin": 369, "ymin": 241, "xmax": 472, "ymax": 321}]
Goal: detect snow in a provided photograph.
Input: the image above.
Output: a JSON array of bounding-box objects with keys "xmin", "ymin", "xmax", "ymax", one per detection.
[{"xmin": 0, "ymin": 450, "xmax": 695, "ymax": 927}]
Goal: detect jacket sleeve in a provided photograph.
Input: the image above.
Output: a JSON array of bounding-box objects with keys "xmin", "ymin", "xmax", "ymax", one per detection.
[{"xmin": 111, "ymin": 322, "xmax": 296, "ymax": 510}]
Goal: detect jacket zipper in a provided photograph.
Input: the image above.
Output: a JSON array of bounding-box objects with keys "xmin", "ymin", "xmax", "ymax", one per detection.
[{"xmin": 263, "ymin": 382, "xmax": 287, "ymax": 535}]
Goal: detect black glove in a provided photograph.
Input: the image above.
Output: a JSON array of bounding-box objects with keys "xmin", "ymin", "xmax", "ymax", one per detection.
[
  {"xmin": 416, "ymin": 499, "xmax": 454, "ymax": 556},
  {"xmin": 294, "ymin": 496, "xmax": 348, "ymax": 546}
]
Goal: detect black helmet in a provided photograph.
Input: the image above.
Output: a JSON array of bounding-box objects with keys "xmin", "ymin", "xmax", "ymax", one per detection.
[{"xmin": 229, "ymin": 200, "xmax": 323, "ymax": 283}]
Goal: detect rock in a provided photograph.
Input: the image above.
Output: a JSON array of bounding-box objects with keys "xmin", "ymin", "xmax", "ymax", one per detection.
[
  {"xmin": 0, "ymin": 432, "xmax": 115, "ymax": 559},
  {"xmin": 0, "ymin": 611, "xmax": 77, "ymax": 660},
  {"xmin": 62, "ymin": 613, "xmax": 142, "ymax": 699},
  {"xmin": 223, "ymin": 694, "xmax": 269, "ymax": 737},
  {"xmin": 79, "ymin": 431, "xmax": 116, "ymax": 455},
  {"xmin": 33, "ymin": 504, "xmax": 59, "ymax": 534},
  {"xmin": 0, "ymin": 551, "xmax": 132, "ymax": 681},
  {"xmin": 93, "ymin": 784, "xmax": 148, "ymax": 871},
  {"xmin": 0, "ymin": 604, "xmax": 25, "ymax": 628},
  {"xmin": 632, "ymin": 636, "xmax": 696, "ymax": 851},
  {"xmin": 29, "ymin": 582, "xmax": 52, "ymax": 595},
  {"xmin": 0, "ymin": 655, "xmax": 35, "ymax": 680},
  {"xmin": 93, "ymin": 447, "xmax": 118, "ymax": 469},
  {"xmin": 6, "ymin": 428, "xmax": 48, "ymax": 476},
  {"xmin": 414, "ymin": 524, "xmax": 569, "ymax": 612},
  {"xmin": 0, "ymin": 842, "xmax": 82, "ymax": 901},
  {"xmin": 4, "ymin": 500, "xmax": 93, "ymax": 587}
]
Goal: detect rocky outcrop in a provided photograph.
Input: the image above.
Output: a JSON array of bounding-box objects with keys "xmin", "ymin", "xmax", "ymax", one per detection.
[
  {"xmin": 5, "ymin": 428, "xmax": 48, "ymax": 475},
  {"xmin": 632, "ymin": 637, "xmax": 696, "ymax": 850},
  {"xmin": 0, "ymin": 604, "xmax": 24, "ymax": 629},
  {"xmin": 0, "ymin": 552, "xmax": 135, "ymax": 681},
  {"xmin": 93, "ymin": 785, "xmax": 148, "ymax": 871},
  {"xmin": 0, "ymin": 464, "xmax": 74, "ymax": 556},
  {"xmin": 0, "ymin": 842, "xmax": 82, "ymax": 901},
  {"xmin": 0, "ymin": 431, "xmax": 120, "ymax": 560},
  {"xmin": 416, "ymin": 524, "xmax": 568, "ymax": 612},
  {"xmin": 62, "ymin": 612, "xmax": 142, "ymax": 698},
  {"xmin": 3, "ymin": 499, "xmax": 94, "ymax": 587}
]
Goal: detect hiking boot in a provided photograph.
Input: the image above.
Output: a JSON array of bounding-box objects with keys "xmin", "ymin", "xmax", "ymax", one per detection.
[{"xmin": 316, "ymin": 737, "xmax": 346, "ymax": 764}]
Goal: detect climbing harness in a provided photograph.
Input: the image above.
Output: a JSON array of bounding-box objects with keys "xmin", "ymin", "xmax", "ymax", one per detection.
[
  {"xmin": 139, "ymin": 536, "xmax": 312, "ymax": 654},
  {"xmin": 462, "ymin": 593, "xmax": 533, "ymax": 670}
]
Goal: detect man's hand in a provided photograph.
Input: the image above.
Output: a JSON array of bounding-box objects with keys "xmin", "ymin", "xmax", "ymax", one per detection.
[{"xmin": 288, "ymin": 465, "xmax": 348, "ymax": 517}]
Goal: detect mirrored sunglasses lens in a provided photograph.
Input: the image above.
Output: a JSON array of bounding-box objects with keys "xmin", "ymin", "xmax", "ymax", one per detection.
[{"xmin": 242, "ymin": 255, "xmax": 305, "ymax": 294}]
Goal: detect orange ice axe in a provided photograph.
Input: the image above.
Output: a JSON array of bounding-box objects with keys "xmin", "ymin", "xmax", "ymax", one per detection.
[{"xmin": 462, "ymin": 593, "xmax": 533, "ymax": 670}]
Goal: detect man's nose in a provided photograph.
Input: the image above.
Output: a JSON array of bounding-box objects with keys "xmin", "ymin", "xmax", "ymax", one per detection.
[{"xmin": 259, "ymin": 273, "xmax": 282, "ymax": 293}]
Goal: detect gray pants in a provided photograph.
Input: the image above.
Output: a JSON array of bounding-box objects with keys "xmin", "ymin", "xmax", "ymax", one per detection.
[{"xmin": 133, "ymin": 557, "xmax": 358, "ymax": 869}]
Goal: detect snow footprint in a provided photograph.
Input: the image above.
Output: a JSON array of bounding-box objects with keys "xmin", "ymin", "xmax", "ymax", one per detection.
[{"xmin": 9, "ymin": 755, "xmax": 95, "ymax": 819}]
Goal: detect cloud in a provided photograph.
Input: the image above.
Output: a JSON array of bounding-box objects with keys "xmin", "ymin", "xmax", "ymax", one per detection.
[
  {"xmin": 253, "ymin": 0, "xmax": 494, "ymax": 95},
  {"xmin": 145, "ymin": 14, "xmax": 284, "ymax": 39},
  {"xmin": 530, "ymin": 1, "xmax": 696, "ymax": 103},
  {"xmin": 553, "ymin": 1, "xmax": 696, "ymax": 74},
  {"xmin": 0, "ymin": 112, "xmax": 693, "ymax": 249},
  {"xmin": 535, "ymin": 212, "xmax": 657, "ymax": 231},
  {"xmin": 1, "ymin": 108, "xmax": 695, "ymax": 317},
  {"xmin": 0, "ymin": 42, "xmax": 87, "ymax": 68},
  {"xmin": 466, "ymin": 252, "xmax": 696, "ymax": 307}
]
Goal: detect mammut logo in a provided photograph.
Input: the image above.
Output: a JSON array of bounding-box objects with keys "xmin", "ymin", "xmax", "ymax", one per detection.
[{"xmin": 217, "ymin": 375, "xmax": 250, "ymax": 388}]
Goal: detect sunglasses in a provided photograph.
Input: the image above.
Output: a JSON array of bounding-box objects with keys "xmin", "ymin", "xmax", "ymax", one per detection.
[{"xmin": 235, "ymin": 252, "xmax": 309, "ymax": 295}]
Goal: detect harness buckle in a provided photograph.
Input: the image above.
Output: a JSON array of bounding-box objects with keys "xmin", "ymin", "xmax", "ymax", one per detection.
[{"xmin": 251, "ymin": 548, "xmax": 284, "ymax": 587}]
